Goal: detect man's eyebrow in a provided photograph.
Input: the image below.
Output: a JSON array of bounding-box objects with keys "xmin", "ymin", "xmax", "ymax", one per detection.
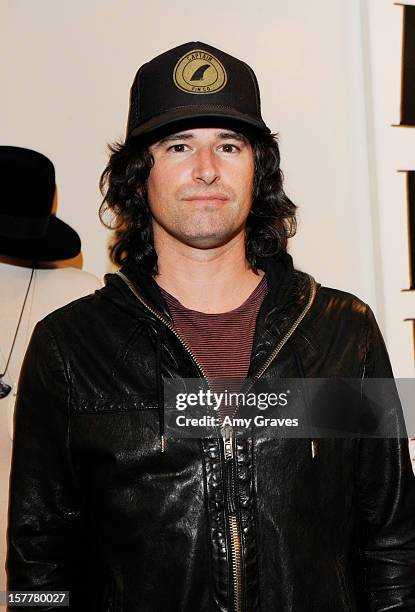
[
  {"xmin": 153, "ymin": 130, "xmax": 248, "ymax": 147},
  {"xmin": 154, "ymin": 133, "xmax": 195, "ymax": 147},
  {"xmin": 216, "ymin": 131, "xmax": 248, "ymax": 142}
]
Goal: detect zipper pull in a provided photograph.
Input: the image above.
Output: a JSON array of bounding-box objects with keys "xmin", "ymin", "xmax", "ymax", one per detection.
[
  {"xmin": 224, "ymin": 435, "xmax": 233, "ymax": 461},
  {"xmin": 311, "ymin": 439, "xmax": 318, "ymax": 459},
  {"xmin": 222, "ymin": 423, "xmax": 234, "ymax": 460}
]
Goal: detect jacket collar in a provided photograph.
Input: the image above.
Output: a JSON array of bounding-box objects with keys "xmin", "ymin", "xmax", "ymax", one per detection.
[
  {"xmin": 108, "ymin": 250, "xmax": 295, "ymax": 318},
  {"xmin": 101, "ymin": 251, "xmax": 315, "ymax": 343}
]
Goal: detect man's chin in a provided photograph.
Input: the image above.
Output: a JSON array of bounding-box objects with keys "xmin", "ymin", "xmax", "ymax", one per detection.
[
  {"xmin": 153, "ymin": 219, "xmax": 246, "ymax": 250},
  {"xmin": 177, "ymin": 232, "xmax": 238, "ymax": 250}
]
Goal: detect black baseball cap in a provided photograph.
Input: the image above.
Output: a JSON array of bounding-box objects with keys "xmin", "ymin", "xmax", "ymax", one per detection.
[{"xmin": 126, "ymin": 41, "xmax": 271, "ymax": 140}]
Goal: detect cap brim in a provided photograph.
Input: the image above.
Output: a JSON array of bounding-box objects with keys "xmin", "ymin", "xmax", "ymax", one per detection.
[
  {"xmin": 0, "ymin": 215, "xmax": 81, "ymax": 262},
  {"xmin": 128, "ymin": 105, "xmax": 271, "ymax": 139}
]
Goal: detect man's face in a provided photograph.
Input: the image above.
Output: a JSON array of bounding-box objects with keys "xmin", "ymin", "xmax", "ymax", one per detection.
[{"xmin": 147, "ymin": 126, "xmax": 254, "ymax": 249}]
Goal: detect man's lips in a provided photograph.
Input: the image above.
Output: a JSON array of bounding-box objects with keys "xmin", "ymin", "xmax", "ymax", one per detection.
[{"xmin": 182, "ymin": 194, "xmax": 229, "ymax": 202}]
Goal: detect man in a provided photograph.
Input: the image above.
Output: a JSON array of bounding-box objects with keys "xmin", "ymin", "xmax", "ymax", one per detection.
[{"xmin": 7, "ymin": 41, "xmax": 415, "ymax": 611}]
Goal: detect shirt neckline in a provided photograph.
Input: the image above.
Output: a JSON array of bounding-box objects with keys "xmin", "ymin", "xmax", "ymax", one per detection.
[{"xmin": 158, "ymin": 274, "xmax": 267, "ymax": 317}]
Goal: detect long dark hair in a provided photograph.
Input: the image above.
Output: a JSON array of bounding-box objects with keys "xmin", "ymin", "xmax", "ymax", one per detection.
[{"xmin": 99, "ymin": 126, "xmax": 297, "ymax": 274}]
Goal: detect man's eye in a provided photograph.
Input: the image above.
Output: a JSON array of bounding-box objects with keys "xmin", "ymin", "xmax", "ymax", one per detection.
[
  {"xmin": 168, "ymin": 144, "xmax": 188, "ymax": 153},
  {"xmin": 220, "ymin": 143, "xmax": 240, "ymax": 153}
]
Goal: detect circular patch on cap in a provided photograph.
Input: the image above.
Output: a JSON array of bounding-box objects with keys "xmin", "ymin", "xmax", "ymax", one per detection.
[{"xmin": 173, "ymin": 49, "xmax": 227, "ymax": 94}]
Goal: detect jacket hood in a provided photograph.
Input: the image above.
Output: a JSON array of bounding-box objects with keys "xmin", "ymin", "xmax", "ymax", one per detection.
[{"xmin": 101, "ymin": 250, "xmax": 297, "ymax": 323}]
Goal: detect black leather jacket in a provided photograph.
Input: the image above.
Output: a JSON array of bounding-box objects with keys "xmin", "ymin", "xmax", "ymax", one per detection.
[{"xmin": 7, "ymin": 253, "xmax": 415, "ymax": 611}]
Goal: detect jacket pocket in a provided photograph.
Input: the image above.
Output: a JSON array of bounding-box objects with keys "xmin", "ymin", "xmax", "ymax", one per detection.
[{"xmin": 335, "ymin": 556, "xmax": 354, "ymax": 612}]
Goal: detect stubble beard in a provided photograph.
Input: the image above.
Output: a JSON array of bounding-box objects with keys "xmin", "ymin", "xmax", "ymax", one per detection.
[{"xmin": 155, "ymin": 203, "xmax": 247, "ymax": 249}]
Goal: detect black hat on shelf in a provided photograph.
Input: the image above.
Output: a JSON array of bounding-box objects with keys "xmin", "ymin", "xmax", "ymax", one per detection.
[
  {"xmin": 0, "ymin": 146, "xmax": 81, "ymax": 261},
  {"xmin": 126, "ymin": 41, "xmax": 271, "ymax": 140}
]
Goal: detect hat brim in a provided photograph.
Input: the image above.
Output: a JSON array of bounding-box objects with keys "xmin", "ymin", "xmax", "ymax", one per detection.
[
  {"xmin": 128, "ymin": 105, "xmax": 271, "ymax": 139},
  {"xmin": 0, "ymin": 215, "xmax": 81, "ymax": 262}
]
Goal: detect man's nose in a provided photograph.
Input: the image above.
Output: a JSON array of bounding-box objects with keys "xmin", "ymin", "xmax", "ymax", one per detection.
[{"xmin": 192, "ymin": 147, "xmax": 220, "ymax": 184}]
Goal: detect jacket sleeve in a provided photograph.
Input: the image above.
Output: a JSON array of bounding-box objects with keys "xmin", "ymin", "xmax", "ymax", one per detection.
[
  {"xmin": 353, "ymin": 305, "xmax": 415, "ymax": 611},
  {"xmin": 6, "ymin": 319, "xmax": 86, "ymax": 610}
]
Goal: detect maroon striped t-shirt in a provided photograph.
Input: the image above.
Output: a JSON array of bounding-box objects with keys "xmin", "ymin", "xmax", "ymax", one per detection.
[{"xmin": 159, "ymin": 276, "xmax": 268, "ymax": 419}]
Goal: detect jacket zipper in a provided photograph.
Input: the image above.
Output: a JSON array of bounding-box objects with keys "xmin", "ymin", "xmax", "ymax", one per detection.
[
  {"xmin": 226, "ymin": 274, "xmax": 317, "ymax": 611},
  {"xmin": 115, "ymin": 270, "xmax": 317, "ymax": 612},
  {"xmin": 224, "ymin": 433, "xmax": 242, "ymax": 612}
]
